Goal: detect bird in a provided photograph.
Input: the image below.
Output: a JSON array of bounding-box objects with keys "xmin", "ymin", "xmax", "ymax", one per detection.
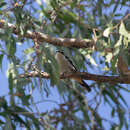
[{"xmin": 55, "ymin": 51, "xmax": 91, "ymax": 92}]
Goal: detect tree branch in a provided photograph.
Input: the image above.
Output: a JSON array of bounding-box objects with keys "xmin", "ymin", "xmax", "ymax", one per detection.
[
  {"xmin": 0, "ymin": 19, "xmax": 94, "ymax": 48},
  {"xmin": 20, "ymin": 71, "xmax": 130, "ymax": 84}
]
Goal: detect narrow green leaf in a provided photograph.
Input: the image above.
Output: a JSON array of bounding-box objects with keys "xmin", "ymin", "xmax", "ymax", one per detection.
[
  {"xmin": 21, "ymin": 95, "xmax": 31, "ymax": 106},
  {"xmin": 113, "ymin": 0, "xmax": 120, "ymax": 13},
  {"xmin": 114, "ymin": 35, "xmax": 122, "ymax": 48},
  {"xmin": 111, "ymin": 108, "xmax": 115, "ymax": 117},
  {"xmin": 10, "ymin": 37, "xmax": 16, "ymax": 56},
  {"xmin": 0, "ymin": 54, "xmax": 3, "ymax": 70},
  {"xmin": 0, "ymin": 97, "xmax": 8, "ymax": 108},
  {"xmin": 103, "ymin": 27, "xmax": 111, "ymax": 37},
  {"xmin": 8, "ymin": 73, "xmax": 13, "ymax": 93},
  {"xmin": 110, "ymin": 55, "xmax": 118, "ymax": 73},
  {"xmin": 86, "ymin": 54, "xmax": 97, "ymax": 66},
  {"xmin": 0, "ymin": 119, "xmax": 4, "ymax": 125},
  {"xmin": 119, "ymin": 22, "xmax": 130, "ymax": 38},
  {"xmin": 125, "ymin": 120, "xmax": 128, "ymax": 130},
  {"xmin": 24, "ymin": 48, "xmax": 34, "ymax": 55},
  {"xmin": 4, "ymin": 116, "xmax": 13, "ymax": 130},
  {"xmin": 118, "ymin": 92, "xmax": 128, "ymax": 107},
  {"xmin": 104, "ymin": 90, "xmax": 118, "ymax": 105},
  {"xmin": 0, "ymin": 2, "xmax": 7, "ymax": 8},
  {"xmin": 106, "ymin": 53, "xmax": 113, "ymax": 63},
  {"xmin": 94, "ymin": 113, "xmax": 102, "ymax": 127},
  {"xmin": 6, "ymin": 36, "xmax": 16, "ymax": 57}
]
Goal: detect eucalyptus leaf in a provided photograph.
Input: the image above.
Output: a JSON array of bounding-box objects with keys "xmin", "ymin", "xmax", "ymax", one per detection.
[
  {"xmin": 103, "ymin": 27, "xmax": 111, "ymax": 37},
  {"xmin": 119, "ymin": 22, "xmax": 130, "ymax": 39},
  {"xmin": 0, "ymin": 54, "xmax": 3, "ymax": 70}
]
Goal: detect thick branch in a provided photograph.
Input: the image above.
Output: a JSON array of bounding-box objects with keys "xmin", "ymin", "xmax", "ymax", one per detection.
[
  {"xmin": 0, "ymin": 20, "xmax": 94, "ymax": 48},
  {"xmin": 20, "ymin": 71, "xmax": 130, "ymax": 84}
]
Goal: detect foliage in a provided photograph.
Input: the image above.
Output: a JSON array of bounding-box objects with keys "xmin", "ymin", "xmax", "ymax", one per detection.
[{"xmin": 0, "ymin": 0, "xmax": 129, "ymax": 129}]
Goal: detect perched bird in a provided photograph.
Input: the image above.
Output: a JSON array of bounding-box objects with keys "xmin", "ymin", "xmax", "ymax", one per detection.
[{"xmin": 55, "ymin": 51, "xmax": 91, "ymax": 92}]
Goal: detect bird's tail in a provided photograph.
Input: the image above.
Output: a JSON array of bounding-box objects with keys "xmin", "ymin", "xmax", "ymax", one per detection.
[
  {"xmin": 80, "ymin": 80, "xmax": 91, "ymax": 92},
  {"xmin": 73, "ymin": 77, "xmax": 91, "ymax": 92}
]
